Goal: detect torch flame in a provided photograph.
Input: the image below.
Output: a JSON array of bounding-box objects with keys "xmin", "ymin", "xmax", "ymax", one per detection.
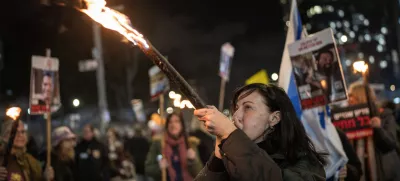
[
  {"xmin": 353, "ymin": 60, "xmax": 368, "ymax": 74},
  {"xmin": 6, "ymin": 107, "xmax": 21, "ymax": 120},
  {"xmin": 81, "ymin": 0, "xmax": 149, "ymax": 48}
]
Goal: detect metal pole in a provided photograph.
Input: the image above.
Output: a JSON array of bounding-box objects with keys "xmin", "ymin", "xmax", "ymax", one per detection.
[
  {"xmin": 218, "ymin": 79, "xmax": 226, "ymax": 111},
  {"xmin": 93, "ymin": 23, "xmax": 109, "ymax": 133}
]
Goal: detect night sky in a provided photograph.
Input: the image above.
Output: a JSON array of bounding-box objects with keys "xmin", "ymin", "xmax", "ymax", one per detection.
[{"xmin": 0, "ymin": 0, "xmax": 285, "ymax": 114}]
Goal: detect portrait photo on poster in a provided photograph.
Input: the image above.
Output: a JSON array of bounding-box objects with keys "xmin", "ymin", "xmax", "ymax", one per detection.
[{"xmin": 30, "ymin": 69, "xmax": 61, "ymax": 114}]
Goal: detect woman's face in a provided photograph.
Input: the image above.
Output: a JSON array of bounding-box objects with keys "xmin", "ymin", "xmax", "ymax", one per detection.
[
  {"xmin": 60, "ymin": 138, "xmax": 76, "ymax": 160},
  {"xmin": 233, "ymin": 91, "xmax": 280, "ymax": 143},
  {"xmin": 13, "ymin": 122, "xmax": 27, "ymax": 148},
  {"xmin": 167, "ymin": 115, "xmax": 182, "ymax": 137}
]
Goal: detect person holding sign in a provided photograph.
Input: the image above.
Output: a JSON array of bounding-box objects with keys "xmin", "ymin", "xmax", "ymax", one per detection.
[
  {"xmin": 0, "ymin": 121, "xmax": 54, "ymax": 181},
  {"xmin": 193, "ymin": 83, "xmax": 326, "ymax": 181},
  {"xmin": 348, "ymin": 82, "xmax": 400, "ymax": 181}
]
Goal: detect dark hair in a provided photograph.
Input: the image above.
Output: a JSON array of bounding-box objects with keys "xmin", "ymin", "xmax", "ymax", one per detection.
[
  {"xmin": 165, "ymin": 112, "xmax": 186, "ymax": 137},
  {"xmin": 43, "ymin": 71, "xmax": 53, "ymax": 78},
  {"xmin": 316, "ymin": 49, "xmax": 334, "ymax": 61},
  {"xmin": 231, "ymin": 83, "xmax": 326, "ymax": 165}
]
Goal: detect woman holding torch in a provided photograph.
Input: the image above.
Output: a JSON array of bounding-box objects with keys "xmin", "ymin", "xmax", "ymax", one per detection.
[
  {"xmin": 193, "ymin": 83, "xmax": 326, "ymax": 181},
  {"xmin": 0, "ymin": 107, "xmax": 54, "ymax": 181}
]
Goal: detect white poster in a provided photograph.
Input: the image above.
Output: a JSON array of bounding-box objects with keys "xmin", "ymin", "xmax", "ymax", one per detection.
[
  {"xmin": 149, "ymin": 65, "xmax": 170, "ymax": 101},
  {"xmin": 29, "ymin": 56, "xmax": 61, "ymax": 115},
  {"xmin": 219, "ymin": 42, "xmax": 235, "ymax": 81}
]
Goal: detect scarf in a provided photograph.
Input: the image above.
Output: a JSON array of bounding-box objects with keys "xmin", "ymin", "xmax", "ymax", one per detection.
[{"xmin": 162, "ymin": 134, "xmax": 192, "ymax": 181}]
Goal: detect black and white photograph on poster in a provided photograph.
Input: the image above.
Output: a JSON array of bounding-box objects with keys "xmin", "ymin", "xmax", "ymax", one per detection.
[
  {"xmin": 288, "ymin": 28, "xmax": 347, "ymax": 109},
  {"xmin": 149, "ymin": 65, "xmax": 170, "ymax": 101},
  {"xmin": 30, "ymin": 56, "xmax": 61, "ymax": 115}
]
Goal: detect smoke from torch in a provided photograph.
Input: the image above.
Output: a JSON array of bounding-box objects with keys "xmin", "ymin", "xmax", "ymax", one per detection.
[{"xmin": 80, "ymin": 0, "xmax": 206, "ymax": 109}]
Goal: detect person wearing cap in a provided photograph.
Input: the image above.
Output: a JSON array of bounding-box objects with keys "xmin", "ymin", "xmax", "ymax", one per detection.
[{"xmin": 40, "ymin": 126, "xmax": 77, "ymax": 181}]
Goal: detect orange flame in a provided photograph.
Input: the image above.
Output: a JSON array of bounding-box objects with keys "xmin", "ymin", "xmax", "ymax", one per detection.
[
  {"xmin": 81, "ymin": 0, "xmax": 149, "ymax": 48},
  {"xmin": 6, "ymin": 107, "xmax": 21, "ymax": 120}
]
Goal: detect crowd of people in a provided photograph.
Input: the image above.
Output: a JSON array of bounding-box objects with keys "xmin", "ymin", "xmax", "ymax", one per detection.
[{"xmin": 0, "ymin": 82, "xmax": 399, "ymax": 181}]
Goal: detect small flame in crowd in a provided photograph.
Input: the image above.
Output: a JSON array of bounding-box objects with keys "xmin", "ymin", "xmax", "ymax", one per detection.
[
  {"xmin": 81, "ymin": 0, "xmax": 149, "ymax": 48},
  {"xmin": 6, "ymin": 107, "xmax": 21, "ymax": 120},
  {"xmin": 353, "ymin": 60, "xmax": 368, "ymax": 74}
]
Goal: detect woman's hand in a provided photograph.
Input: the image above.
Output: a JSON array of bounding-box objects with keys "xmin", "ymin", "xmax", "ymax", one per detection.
[
  {"xmin": 194, "ymin": 106, "xmax": 236, "ymax": 139},
  {"xmin": 158, "ymin": 158, "xmax": 168, "ymax": 169},
  {"xmin": 371, "ymin": 117, "xmax": 382, "ymax": 128},
  {"xmin": 187, "ymin": 148, "xmax": 196, "ymax": 160},
  {"xmin": 44, "ymin": 166, "xmax": 54, "ymax": 181}
]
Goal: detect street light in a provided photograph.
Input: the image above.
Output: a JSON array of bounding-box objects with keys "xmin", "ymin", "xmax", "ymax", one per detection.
[
  {"xmin": 73, "ymin": 99, "xmax": 80, "ymax": 107},
  {"xmin": 271, "ymin": 73, "xmax": 279, "ymax": 81}
]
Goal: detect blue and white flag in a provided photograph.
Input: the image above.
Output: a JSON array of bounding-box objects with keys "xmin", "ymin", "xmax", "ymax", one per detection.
[{"xmin": 278, "ymin": 1, "xmax": 348, "ymax": 180}]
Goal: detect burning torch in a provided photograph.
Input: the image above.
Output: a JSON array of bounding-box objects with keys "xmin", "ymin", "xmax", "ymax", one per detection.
[
  {"xmin": 80, "ymin": 0, "xmax": 206, "ymax": 109},
  {"xmin": 2, "ymin": 107, "xmax": 22, "ymax": 167}
]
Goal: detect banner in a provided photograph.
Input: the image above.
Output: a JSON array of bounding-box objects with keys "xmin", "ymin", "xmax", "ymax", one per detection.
[
  {"xmin": 29, "ymin": 55, "xmax": 61, "ymax": 115},
  {"xmin": 219, "ymin": 42, "xmax": 234, "ymax": 81},
  {"xmin": 245, "ymin": 69, "xmax": 269, "ymax": 85},
  {"xmin": 149, "ymin": 65, "xmax": 170, "ymax": 101},
  {"xmin": 331, "ymin": 104, "xmax": 372, "ymax": 139},
  {"xmin": 288, "ymin": 28, "xmax": 347, "ymax": 109},
  {"xmin": 131, "ymin": 99, "xmax": 146, "ymax": 122}
]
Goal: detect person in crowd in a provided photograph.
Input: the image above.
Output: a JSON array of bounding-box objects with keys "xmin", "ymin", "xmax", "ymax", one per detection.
[
  {"xmin": 107, "ymin": 128, "xmax": 136, "ymax": 181},
  {"xmin": 75, "ymin": 124, "xmax": 110, "ymax": 181},
  {"xmin": 0, "ymin": 120, "xmax": 53, "ymax": 181},
  {"xmin": 145, "ymin": 113, "xmax": 203, "ymax": 181},
  {"xmin": 26, "ymin": 135, "xmax": 39, "ymax": 159},
  {"xmin": 335, "ymin": 128, "xmax": 363, "ymax": 181},
  {"xmin": 41, "ymin": 126, "xmax": 77, "ymax": 181},
  {"xmin": 193, "ymin": 83, "xmax": 326, "ymax": 181},
  {"xmin": 348, "ymin": 82, "xmax": 400, "ymax": 181},
  {"xmin": 124, "ymin": 125, "xmax": 150, "ymax": 181}
]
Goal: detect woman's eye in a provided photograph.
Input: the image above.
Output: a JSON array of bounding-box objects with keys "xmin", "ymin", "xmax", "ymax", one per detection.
[{"xmin": 244, "ymin": 105, "xmax": 252, "ymax": 110}]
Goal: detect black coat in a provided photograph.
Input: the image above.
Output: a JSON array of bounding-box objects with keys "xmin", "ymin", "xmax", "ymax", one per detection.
[
  {"xmin": 336, "ymin": 128, "xmax": 362, "ymax": 181},
  {"xmin": 75, "ymin": 139, "xmax": 110, "ymax": 181},
  {"xmin": 194, "ymin": 129, "xmax": 326, "ymax": 181}
]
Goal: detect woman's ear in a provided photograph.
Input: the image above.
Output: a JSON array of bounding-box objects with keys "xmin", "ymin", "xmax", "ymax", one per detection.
[{"xmin": 269, "ymin": 111, "xmax": 281, "ymax": 127}]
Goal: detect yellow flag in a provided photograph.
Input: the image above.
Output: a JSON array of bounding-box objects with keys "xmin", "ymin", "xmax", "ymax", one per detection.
[{"xmin": 245, "ymin": 69, "xmax": 269, "ymax": 85}]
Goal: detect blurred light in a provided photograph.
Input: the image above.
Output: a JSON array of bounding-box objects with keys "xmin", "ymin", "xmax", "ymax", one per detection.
[
  {"xmin": 271, "ymin": 73, "xmax": 279, "ymax": 81},
  {"xmin": 379, "ymin": 38, "xmax": 386, "ymax": 45},
  {"xmin": 363, "ymin": 19, "xmax": 369, "ymax": 26},
  {"xmin": 349, "ymin": 31, "xmax": 355, "ymax": 38},
  {"xmin": 380, "ymin": 60, "xmax": 388, "ymax": 68},
  {"xmin": 394, "ymin": 97, "xmax": 400, "ymax": 104},
  {"xmin": 358, "ymin": 35, "xmax": 364, "ymax": 42},
  {"xmin": 169, "ymin": 91, "xmax": 176, "ymax": 98},
  {"xmin": 280, "ymin": 0, "xmax": 287, "ymax": 4},
  {"xmin": 330, "ymin": 22, "xmax": 336, "ymax": 29},
  {"xmin": 345, "ymin": 59, "xmax": 352, "ymax": 66},
  {"xmin": 353, "ymin": 25, "xmax": 359, "ymax": 31},
  {"xmin": 369, "ymin": 56, "xmax": 375, "ymax": 64},
  {"xmin": 358, "ymin": 52, "xmax": 364, "ymax": 59},
  {"xmin": 223, "ymin": 109, "xmax": 230, "ymax": 116},
  {"xmin": 336, "ymin": 21, "xmax": 342, "ymax": 28},
  {"xmin": 377, "ymin": 45, "xmax": 384, "ymax": 52},
  {"xmin": 306, "ymin": 24, "xmax": 312, "ymax": 30},
  {"xmin": 359, "ymin": 14, "xmax": 365, "ymax": 21},
  {"xmin": 353, "ymin": 61, "xmax": 368, "ymax": 73},
  {"xmin": 343, "ymin": 20, "xmax": 350, "ymax": 27},
  {"xmin": 157, "ymin": 108, "xmax": 160, "ymax": 114},
  {"xmin": 6, "ymin": 107, "xmax": 21, "ymax": 120},
  {"xmin": 314, "ymin": 6, "xmax": 322, "ymax": 14},
  {"xmin": 364, "ymin": 34, "xmax": 371, "ymax": 42},
  {"xmin": 180, "ymin": 100, "xmax": 194, "ymax": 109},
  {"xmin": 398, "ymin": 18, "xmax": 400, "ymax": 24},
  {"xmin": 390, "ymin": 85, "xmax": 396, "ymax": 91},
  {"xmin": 381, "ymin": 27, "xmax": 388, "ymax": 34},
  {"xmin": 27, "ymin": 108, "xmax": 30, "ymax": 115},
  {"xmin": 326, "ymin": 5, "xmax": 334, "ymax": 12},
  {"xmin": 340, "ymin": 35, "xmax": 348, "ymax": 43},
  {"xmin": 338, "ymin": 10, "xmax": 345, "ymax": 17},
  {"xmin": 73, "ymin": 99, "xmax": 80, "ymax": 107},
  {"xmin": 286, "ymin": 21, "xmax": 290, "ymax": 27},
  {"xmin": 166, "ymin": 107, "xmax": 173, "ymax": 114},
  {"xmin": 336, "ymin": 32, "xmax": 343, "ymax": 39}
]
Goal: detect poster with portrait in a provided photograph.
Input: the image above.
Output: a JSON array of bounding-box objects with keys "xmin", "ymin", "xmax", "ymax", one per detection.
[
  {"xmin": 219, "ymin": 42, "xmax": 235, "ymax": 81},
  {"xmin": 288, "ymin": 28, "xmax": 347, "ymax": 110},
  {"xmin": 29, "ymin": 56, "xmax": 61, "ymax": 115},
  {"xmin": 149, "ymin": 65, "xmax": 170, "ymax": 101}
]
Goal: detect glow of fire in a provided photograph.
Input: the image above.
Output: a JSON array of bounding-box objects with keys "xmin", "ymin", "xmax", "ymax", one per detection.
[
  {"xmin": 81, "ymin": 0, "xmax": 149, "ymax": 49},
  {"xmin": 6, "ymin": 107, "xmax": 21, "ymax": 120},
  {"xmin": 353, "ymin": 60, "xmax": 368, "ymax": 73}
]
